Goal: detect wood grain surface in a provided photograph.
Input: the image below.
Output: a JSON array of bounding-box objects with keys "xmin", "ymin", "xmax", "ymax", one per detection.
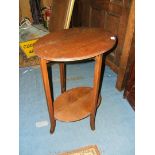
[
  {"xmin": 34, "ymin": 28, "xmax": 116, "ymax": 61},
  {"xmin": 35, "ymin": 27, "xmax": 116, "ymax": 132},
  {"xmin": 54, "ymin": 87, "xmax": 101, "ymax": 122}
]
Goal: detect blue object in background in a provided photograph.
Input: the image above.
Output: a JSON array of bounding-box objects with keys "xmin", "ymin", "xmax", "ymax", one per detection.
[{"xmin": 19, "ymin": 61, "xmax": 135, "ymax": 155}]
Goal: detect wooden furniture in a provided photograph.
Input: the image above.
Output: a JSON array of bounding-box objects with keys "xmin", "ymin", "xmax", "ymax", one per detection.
[
  {"xmin": 19, "ymin": 0, "xmax": 75, "ymax": 67},
  {"xmin": 116, "ymin": 0, "xmax": 135, "ymax": 90},
  {"xmin": 48, "ymin": 0, "xmax": 75, "ymax": 96},
  {"xmin": 124, "ymin": 62, "xmax": 135, "ymax": 110},
  {"xmin": 71, "ymin": 0, "xmax": 131, "ymax": 74},
  {"xmin": 34, "ymin": 28, "xmax": 116, "ymax": 133},
  {"xmin": 49, "ymin": 0, "xmax": 75, "ymax": 32}
]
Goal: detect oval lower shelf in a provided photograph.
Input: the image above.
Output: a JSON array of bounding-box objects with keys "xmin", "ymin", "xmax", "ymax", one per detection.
[{"xmin": 54, "ymin": 87, "xmax": 101, "ymax": 122}]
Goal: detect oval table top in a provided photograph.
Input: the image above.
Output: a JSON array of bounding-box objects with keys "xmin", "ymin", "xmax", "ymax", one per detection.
[{"xmin": 34, "ymin": 28, "xmax": 116, "ymax": 62}]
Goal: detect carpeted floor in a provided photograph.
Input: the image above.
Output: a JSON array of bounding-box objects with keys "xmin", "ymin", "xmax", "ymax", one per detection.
[{"xmin": 19, "ymin": 61, "xmax": 135, "ymax": 155}]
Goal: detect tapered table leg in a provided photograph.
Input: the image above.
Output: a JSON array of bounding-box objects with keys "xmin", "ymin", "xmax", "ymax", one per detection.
[
  {"xmin": 40, "ymin": 59, "xmax": 56, "ymax": 134},
  {"xmin": 59, "ymin": 63, "xmax": 66, "ymax": 93},
  {"xmin": 90, "ymin": 55, "xmax": 103, "ymax": 130}
]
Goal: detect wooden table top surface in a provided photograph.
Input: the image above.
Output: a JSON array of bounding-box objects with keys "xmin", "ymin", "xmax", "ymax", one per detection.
[{"xmin": 34, "ymin": 28, "xmax": 116, "ymax": 62}]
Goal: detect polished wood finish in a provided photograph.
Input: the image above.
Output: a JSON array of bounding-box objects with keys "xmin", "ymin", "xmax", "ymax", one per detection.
[
  {"xmin": 116, "ymin": 0, "xmax": 135, "ymax": 90},
  {"xmin": 34, "ymin": 28, "xmax": 116, "ymax": 62},
  {"xmin": 54, "ymin": 87, "xmax": 101, "ymax": 122},
  {"xmin": 49, "ymin": 0, "xmax": 75, "ymax": 32},
  {"xmin": 59, "ymin": 63, "xmax": 66, "ymax": 93},
  {"xmin": 71, "ymin": 0, "xmax": 130, "ymax": 73},
  {"xmin": 90, "ymin": 54, "xmax": 103, "ymax": 130},
  {"xmin": 48, "ymin": 0, "xmax": 75, "ymax": 96},
  {"xmin": 34, "ymin": 28, "xmax": 116, "ymax": 133},
  {"xmin": 40, "ymin": 59, "xmax": 56, "ymax": 133}
]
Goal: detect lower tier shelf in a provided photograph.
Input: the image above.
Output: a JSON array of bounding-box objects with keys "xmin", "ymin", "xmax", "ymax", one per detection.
[{"xmin": 54, "ymin": 87, "xmax": 101, "ymax": 122}]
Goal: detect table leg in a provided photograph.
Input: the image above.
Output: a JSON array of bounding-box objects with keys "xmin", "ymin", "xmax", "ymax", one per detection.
[
  {"xmin": 59, "ymin": 63, "xmax": 66, "ymax": 93},
  {"xmin": 90, "ymin": 55, "xmax": 103, "ymax": 130},
  {"xmin": 40, "ymin": 59, "xmax": 56, "ymax": 134}
]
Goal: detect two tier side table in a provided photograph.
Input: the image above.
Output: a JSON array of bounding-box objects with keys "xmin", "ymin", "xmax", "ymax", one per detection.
[{"xmin": 34, "ymin": 28, "xmax": 116, "ymax": 134}]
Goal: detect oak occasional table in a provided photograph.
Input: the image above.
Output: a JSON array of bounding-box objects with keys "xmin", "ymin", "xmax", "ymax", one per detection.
[{"xmin": 34, "ymin": 28, "xmax": 116, "ymax": 134}]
